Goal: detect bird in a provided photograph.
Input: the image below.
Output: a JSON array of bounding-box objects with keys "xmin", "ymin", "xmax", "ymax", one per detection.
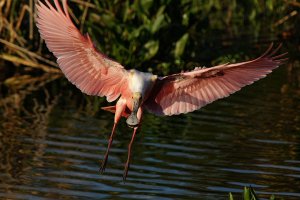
[{"xmin": 36, "ymin": 0, "xmax": 287, "ymax": 181}]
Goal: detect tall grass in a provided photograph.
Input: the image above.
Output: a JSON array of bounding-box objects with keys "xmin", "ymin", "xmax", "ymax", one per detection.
[{"xmin": 229, "ymin": 186, "xmax": 283, "ymax": 200}]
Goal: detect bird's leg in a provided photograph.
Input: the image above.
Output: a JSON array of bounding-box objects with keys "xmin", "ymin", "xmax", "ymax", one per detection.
[
  {"xmin": 123, "ymin": 126, "xmax": 138, "ymax": 181},
  {"xmin": 100, "ymin": 98, "xmax": 126, "ymax": 173},
  {"xmin": 123, "ymin": 107, "xmax": 143, "ymax": 181},
  {"xmin": 99, "ymin": 123, "xmax": 117, "ymax": 173}
]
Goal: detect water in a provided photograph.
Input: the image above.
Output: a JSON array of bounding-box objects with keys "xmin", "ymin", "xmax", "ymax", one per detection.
[{"xmin": 0, "ymin": 48, "xmax": 299, "ymax": 199}]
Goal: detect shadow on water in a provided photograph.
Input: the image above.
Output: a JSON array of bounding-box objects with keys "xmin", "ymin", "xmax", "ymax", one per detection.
[{"xmin": 0, "ymin": 41, "xmax": 299, "ymax": 199}]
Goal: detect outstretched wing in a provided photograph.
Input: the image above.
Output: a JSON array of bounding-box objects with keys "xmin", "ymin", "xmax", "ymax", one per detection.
[
  {"xmin": 145, "ymin": 44, "xmax": 287, "ymax": 116},
  {"xmin": 36, "ymin": 0, "xmax": 129, "ymax": 102}
]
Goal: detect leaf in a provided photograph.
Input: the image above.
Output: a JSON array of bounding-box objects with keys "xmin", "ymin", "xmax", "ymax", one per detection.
[
  {"xmin": 140, "ymin": 0, "xmax": 154, "ymax": 14},
  {"xmin": 151, "ymin": 5, "xmax": 166, "ymax": 33},
  {"xmin": 229, "ymin": 192, "xmax": 234, "ymax": 200},
  {"xmin": 266, "ymin": 0, "xmax": 273, "ymax": 11},
  {"xmin": 249, "ymin": 186, "xmax": 259, "ymax": 200},
  {"xmin": 182, "ymin": 13, "xmax": 189, "ymax": 26},
  {"xmin": 249, "ymin": 9, "xmax": 256, "ymax": 21},
  {"xmin": 157, "ymin": 62, "xmax": 171, "ymax": 76},
  {"xmin": 269, "ymin": 194, "xmax": 275, "ymax": 200},
  {"xmin": 144, "ymin": 40, "xmax": 159, "ymax": 60},
  {"xmin": 151, "ymin": 14, "xmax": 165, "ymax": 33},
  {"xmin": 101, "ymin": 13, "xmax": 115, "ymax": 28},
  {"xmin": 134, "ymin": 0, "xmax": 153, "ymax": 15},
  {"xmin": 244, "ymin": 187, "xmax": 250, "ymax": 200},
  {"xmin": 174, "ymin": 33, "xmax": 189, "ymax": 58},
  {"xmin": 156, "ymin": 5, "xmax": 166, "ymax": 17},
  {"xmin": 228, "ymin": 187, "xmax": 276, "ymax": 200}
]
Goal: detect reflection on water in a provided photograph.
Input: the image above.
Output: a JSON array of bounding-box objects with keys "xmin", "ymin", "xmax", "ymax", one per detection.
[{"xmin": 0, "ymin": 46, "xmax": 300, "ymax": 199}]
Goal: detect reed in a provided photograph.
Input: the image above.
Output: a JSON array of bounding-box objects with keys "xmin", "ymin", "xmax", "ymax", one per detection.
[{"xmin": 229, "ymin": 187, "xmax": 282, "ymax": 200}]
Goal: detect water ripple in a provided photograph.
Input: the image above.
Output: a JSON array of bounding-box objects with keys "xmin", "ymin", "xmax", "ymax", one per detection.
[{"xmin": 0, "ymin": 60, "xmax": 299, "ymax": 199}]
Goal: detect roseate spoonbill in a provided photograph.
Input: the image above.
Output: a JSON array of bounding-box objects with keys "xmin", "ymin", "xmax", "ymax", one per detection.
[{"xmin": 36, "ymin": 0, "xmax": 287, "ymax": 180}]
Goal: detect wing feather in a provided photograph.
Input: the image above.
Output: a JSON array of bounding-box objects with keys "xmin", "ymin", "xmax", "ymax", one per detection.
[
  {"xmin": 36, "ymin": 0, "xmax": 128, "ymax": 102},
  {"xmin": 145, "ymin": 44, "xmax": 287, "ymax": 116}
]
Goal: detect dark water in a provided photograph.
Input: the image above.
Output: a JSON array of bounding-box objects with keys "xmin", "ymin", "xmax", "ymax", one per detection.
[{"xmin": 0, "ymin": 46, "xmax": 299, "ymax": 199}]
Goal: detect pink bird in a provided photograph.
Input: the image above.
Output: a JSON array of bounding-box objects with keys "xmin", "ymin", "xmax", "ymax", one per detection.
[{"xmin": 36, "ymin": 0, "xmax": 287, "ymax": 180}]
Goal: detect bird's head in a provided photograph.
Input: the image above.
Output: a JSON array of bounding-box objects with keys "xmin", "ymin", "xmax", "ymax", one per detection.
[{"xmin": 126, "ymin": 70, "xmax": 157, "ymax": 127}]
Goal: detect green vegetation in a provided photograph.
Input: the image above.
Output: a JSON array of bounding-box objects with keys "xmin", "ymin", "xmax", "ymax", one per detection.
[
  {"xmin": 0, "ymin": 0, "xmax": 298, "ymax": 124},
  {"xmin": 0, "ymin": 2, "xmax": 299, "ymax": 198},
  {"xmin": 0, "ymin": 0, "xmax": 298, "ymax": 105},
  {"xmin": 229, "ymin": 187, "xmax": 283, "ymax": 200},
  {"xmin": 0, "ymin": 0, "xmax": 298, "ymax": 77}
]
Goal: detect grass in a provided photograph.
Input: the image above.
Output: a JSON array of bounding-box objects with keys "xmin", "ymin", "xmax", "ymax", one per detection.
[{"xmin": 229, "ymin": 187, "xmax": 284, "ymax": 200}]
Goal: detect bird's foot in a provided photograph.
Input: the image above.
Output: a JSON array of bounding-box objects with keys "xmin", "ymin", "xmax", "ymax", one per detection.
[
  {"xmin": 99, "ymin": 156, "xmax": 108, "ymax": 174},
  {"xmin": 123, "ymin": 161, "xmax": 130, "ymax": 182}
]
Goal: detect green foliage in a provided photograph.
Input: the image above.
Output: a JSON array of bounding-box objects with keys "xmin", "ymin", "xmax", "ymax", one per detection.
[
  {"xmin": 74, "ymin": 0, "xmax": 291, "ymax": 74},
  {"xmin": 229, "ymin": 186, "xmax": 284, "ymax": 200},
  {"xmin": 0, "ymin": 0, "xmax": 295, "ymax": 77},
  {"xmin": 229, "ymin": 192, "xmax": 234, "ymax": 200},
  {"xmin": 174, "ymin": 33, "xmax": 189, "ymax": 59},
  {"xmin": 0, "ymin": 0, "xmax": 296, "ymax": 111}
]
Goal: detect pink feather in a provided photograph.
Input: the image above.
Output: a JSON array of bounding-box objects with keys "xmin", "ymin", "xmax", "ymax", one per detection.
[
  {"xmin": 145, "ymin": 44, "xmax": 288, "ymax": 116},
  {"xmin": 36, "ymin": 0, "xmax": 129, "ymax": 102}
]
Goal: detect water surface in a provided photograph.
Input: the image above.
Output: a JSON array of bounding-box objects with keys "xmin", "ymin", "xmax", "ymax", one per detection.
[{"xmin": 0, "ymin": 44, "xmax": 299, "ymax": 200}]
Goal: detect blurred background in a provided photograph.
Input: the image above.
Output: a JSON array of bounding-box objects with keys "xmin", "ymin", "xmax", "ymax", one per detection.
[{"xmin": 0, "ymin": 0, "xmax": 299, "ymax": 199}]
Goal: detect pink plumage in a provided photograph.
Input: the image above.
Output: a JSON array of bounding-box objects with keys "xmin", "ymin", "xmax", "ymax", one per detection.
[
  {"xmin": 144, "ymin": 44, "xmax": 287, "ymax": 116},
  {"xmin": 36, "ymin": 0, "xmax": 129, "ymax": 102},
  {"xmin": 36, "ymin": 0, "xmax": 287, "ymax": 180}
]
